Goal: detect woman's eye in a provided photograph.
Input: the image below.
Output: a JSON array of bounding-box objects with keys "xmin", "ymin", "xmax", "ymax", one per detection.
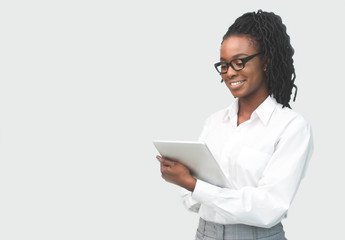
[
  {"xmin": 229, "ymin": 59, "xmax": 244, "ymax": 70},
  {"xmin": 233, "ymin": 60, "xmax": 243, "ymax": 66}
]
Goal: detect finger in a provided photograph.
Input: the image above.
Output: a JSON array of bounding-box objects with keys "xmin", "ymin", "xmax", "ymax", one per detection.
[
  {"xmin": 160, "ymin": 164, "xmax": 171, "ymax": 175},
  {"xmin": 157, "ymin": 156, "xmax": 173, "ymax": 168},
  {"xmin": 160, "ymin": 157, "xmax": 176, "ymax": 167}
]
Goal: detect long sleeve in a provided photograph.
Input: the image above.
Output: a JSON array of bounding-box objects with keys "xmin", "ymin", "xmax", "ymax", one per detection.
[
  {"xmin": 180, "ymin": 188, "xmax": 201, "ymax": 213},
  {"xmin": 191, "ymin": 118, "xmax": 313, "ymax": 228}
]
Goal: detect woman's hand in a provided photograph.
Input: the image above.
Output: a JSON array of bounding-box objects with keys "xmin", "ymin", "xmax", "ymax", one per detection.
[{"xmin": 156, "ymin": 155, "xmax": 196, "ymax": 192}]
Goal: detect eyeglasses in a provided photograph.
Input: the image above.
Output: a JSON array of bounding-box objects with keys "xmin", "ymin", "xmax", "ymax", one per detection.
[{"xmin": 214, "ymin": 52, "xmax": 264, "ymax": 74}]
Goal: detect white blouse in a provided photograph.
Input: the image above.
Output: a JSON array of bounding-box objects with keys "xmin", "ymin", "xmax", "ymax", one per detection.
[{"xmin": 181, "ymin": 96, "xmax": 313, "ymax": 228}]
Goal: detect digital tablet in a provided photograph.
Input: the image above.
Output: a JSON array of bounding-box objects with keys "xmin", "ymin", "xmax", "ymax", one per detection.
[{"xmin": 153, "ymin": 140, "xmax": 231, "ymax": 188}]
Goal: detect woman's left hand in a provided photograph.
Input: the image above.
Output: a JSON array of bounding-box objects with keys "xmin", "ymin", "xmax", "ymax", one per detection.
[{"xmin": 156, "ymin": 156, "xmax": 196, "ymax": 192}]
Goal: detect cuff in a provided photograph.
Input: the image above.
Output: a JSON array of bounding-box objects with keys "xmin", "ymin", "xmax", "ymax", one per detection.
[
  {"xmin": 180, "ymin": 188, "xmax": 200, "ymax": 212},
  {"xmin": 192, "ymin": 179, "xmax": 222, "ymax": 204}
]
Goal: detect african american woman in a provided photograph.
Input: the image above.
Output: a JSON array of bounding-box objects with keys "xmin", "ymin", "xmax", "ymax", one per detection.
[{"xmin": 156, "ymin": 10, "xmax": 313, "ymax": 240}]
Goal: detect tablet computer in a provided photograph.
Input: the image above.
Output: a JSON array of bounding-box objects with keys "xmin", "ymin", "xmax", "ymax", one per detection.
[{"xmin": 153, "ymin": 140, "xmax": 231, "ymax": 188}]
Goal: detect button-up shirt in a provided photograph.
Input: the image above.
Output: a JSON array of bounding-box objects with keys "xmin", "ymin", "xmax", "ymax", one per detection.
[{"xmin": 181, "ymin": 96, "xmax": 313, "ymax": 228}]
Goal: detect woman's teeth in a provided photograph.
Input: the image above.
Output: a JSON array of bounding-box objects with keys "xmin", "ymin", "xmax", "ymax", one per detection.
[{"xmin": 230, "ymin": 80, "xmax": 245, "ymax": 86}]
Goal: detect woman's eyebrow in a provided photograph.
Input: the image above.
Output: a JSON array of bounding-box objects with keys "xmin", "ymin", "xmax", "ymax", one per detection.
[{"xmin": 220, "ymin": 53, "xmax": 249, "ymax": 61}]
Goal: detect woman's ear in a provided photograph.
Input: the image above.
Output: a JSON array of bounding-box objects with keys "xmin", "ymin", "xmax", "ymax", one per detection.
[{"xmin": 263, "ymin": 58, "xmax": 271, "ymax": 71}]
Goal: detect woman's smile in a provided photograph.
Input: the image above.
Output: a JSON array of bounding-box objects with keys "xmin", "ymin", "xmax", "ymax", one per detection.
[{"xmin": 228, "ymin": 80, "xmax": 246, "ymax": 87}]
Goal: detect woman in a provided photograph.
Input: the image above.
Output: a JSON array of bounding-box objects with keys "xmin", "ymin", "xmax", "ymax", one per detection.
[{"xmin": 157, "ymin": 10, "xmax": 313, "ymax": 240}]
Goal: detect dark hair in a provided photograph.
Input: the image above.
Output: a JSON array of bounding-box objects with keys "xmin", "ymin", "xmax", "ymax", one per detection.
[{"xmin": 223, "ymin": 10, "xmax": 297, "ymax": 108}]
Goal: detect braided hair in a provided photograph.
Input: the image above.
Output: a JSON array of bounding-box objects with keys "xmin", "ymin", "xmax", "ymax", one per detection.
[{"xmin": 223, "ymin": 10, "xmax": 297, "ymax": 108}]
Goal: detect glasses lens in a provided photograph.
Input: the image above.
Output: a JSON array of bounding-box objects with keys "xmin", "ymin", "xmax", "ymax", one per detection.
[
  {"xmin": 217, "ymin": 63, "xmax": 227, "ymax": 73},
  {"xmin": 231, "ymin": 59, "xmax": 244, "ymax": 71}
]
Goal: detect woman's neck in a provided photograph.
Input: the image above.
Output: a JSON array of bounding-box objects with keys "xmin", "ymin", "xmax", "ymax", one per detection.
[{"xmin": 237, "ymin": 94, "xmax": 269, "ymax": 126}]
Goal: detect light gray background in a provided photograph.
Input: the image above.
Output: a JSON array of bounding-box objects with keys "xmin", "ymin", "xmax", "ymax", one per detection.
[{"xmin": 0, "ymin": 0, "xmax": 344, "ymax": 239}]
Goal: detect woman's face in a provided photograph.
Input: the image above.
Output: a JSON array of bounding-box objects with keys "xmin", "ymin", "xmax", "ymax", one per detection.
[{"xmin": 220, "ymin": 35, "xmax": 268, "ymax": 102}]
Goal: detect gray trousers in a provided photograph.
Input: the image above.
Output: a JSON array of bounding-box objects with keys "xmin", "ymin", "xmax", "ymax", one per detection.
[{"xmin": 195, "ymin": 218, "xmax": 287, "ymax": 240}]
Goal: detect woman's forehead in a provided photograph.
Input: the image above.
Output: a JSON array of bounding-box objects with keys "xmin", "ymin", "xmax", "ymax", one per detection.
[{"xmin": 221, "ymin": 35, "xmax": 258, "ymax": 55}]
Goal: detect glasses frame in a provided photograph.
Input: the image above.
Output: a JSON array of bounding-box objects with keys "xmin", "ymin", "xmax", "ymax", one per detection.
[{"xmin": 214, "ymin": 51, "xmax": 264, "ymax": 74}]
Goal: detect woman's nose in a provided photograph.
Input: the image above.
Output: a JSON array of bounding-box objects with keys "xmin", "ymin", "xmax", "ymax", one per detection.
[{"xmin": 224, "ymin": 67, "xmax": 238, "ymax": 80}]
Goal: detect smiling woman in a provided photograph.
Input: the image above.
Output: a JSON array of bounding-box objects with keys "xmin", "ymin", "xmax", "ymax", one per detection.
[{"xmin": 156, "ymin": 10, "xmax": 313, "ymax": 240}]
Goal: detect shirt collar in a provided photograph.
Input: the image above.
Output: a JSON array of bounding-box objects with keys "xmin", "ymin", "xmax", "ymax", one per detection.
[
  {"xmin": 223, "ymin": 98, "xmax": 239, "ymax": 124},
  {"xmin": 253, "ymin": 96, "xmax": 278, "ymax": 125},
  {"xmin": 223, "ymin": 96, "xmax": 278, "ymax": 126}
]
